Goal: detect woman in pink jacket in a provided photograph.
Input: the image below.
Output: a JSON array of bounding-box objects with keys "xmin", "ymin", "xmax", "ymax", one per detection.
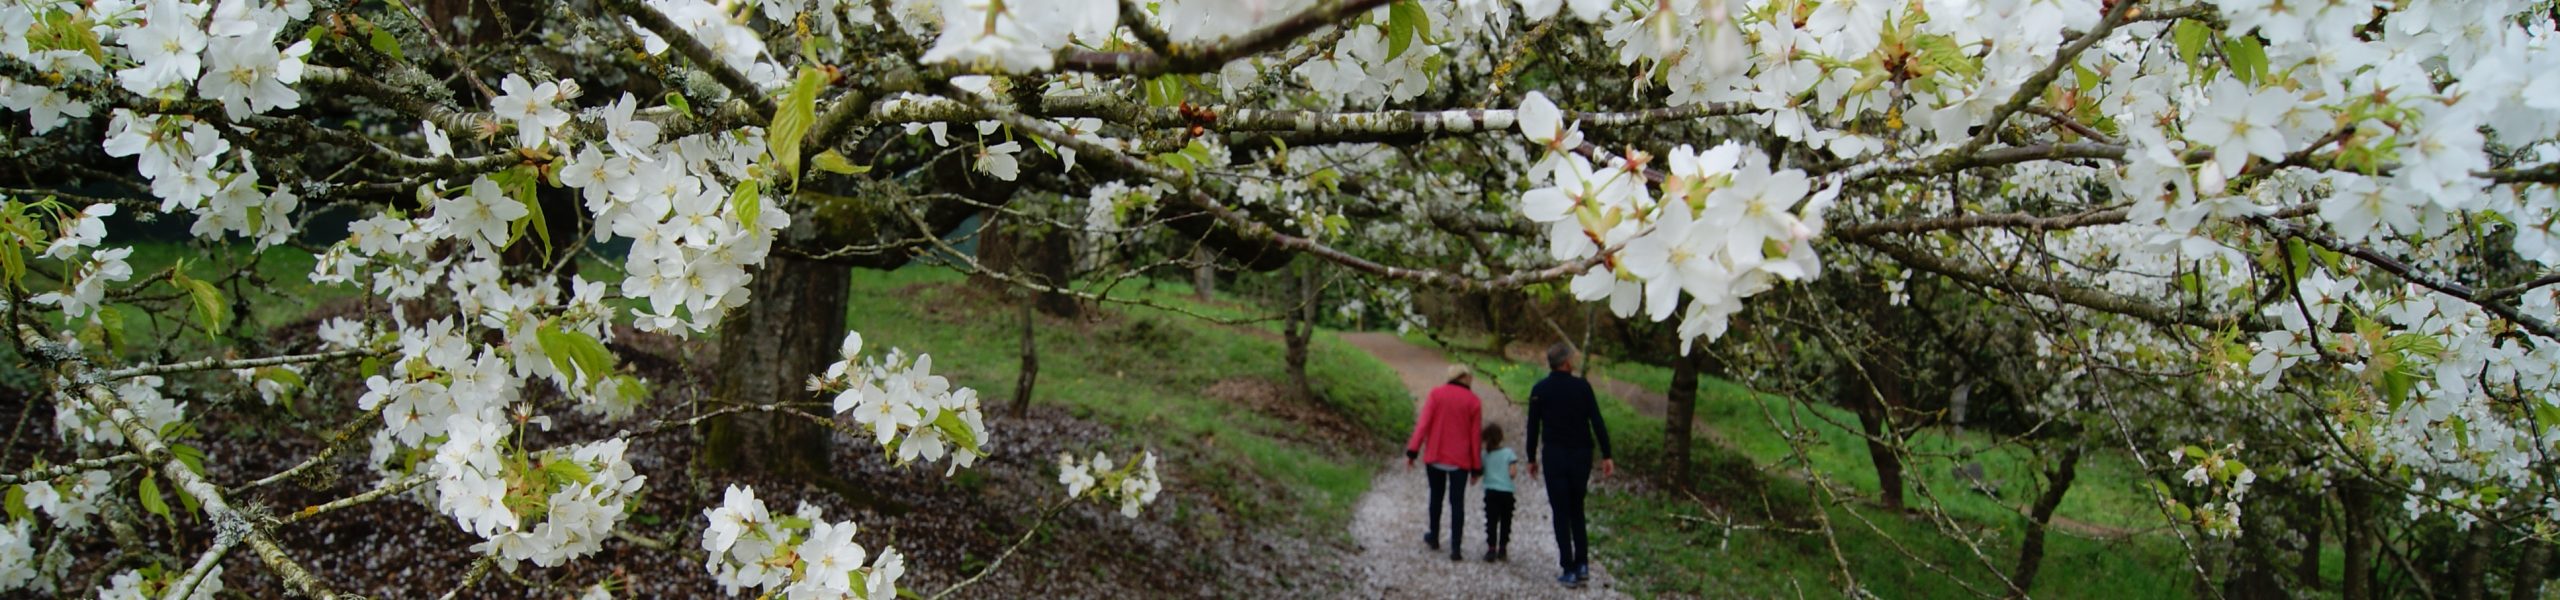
[{"xmin": 1405, "ymin": 364, "xmax": 1485, "ymax": 561}]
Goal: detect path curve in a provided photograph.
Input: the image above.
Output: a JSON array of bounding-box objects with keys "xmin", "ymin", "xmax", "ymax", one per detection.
[{"xmin": 1340, "ymin": 333, "xmax": 1625, "ymax": 599}]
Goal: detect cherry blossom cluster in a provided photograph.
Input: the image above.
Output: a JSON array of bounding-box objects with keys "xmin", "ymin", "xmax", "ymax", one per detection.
[
  {"xmin": 0, "ymin": 469, "xmax": 115, "ymax": 594},
  {"xmin": 5, "ymin": 199, "xmax": 135, "ymax": 323},
  {"xmin": 1517, "ymin": 92, "xmax": 1833, "ymax": 353},
  {"xmin": 2167, "ymin": 443, "xmax": 2256, "ymax": 538},
  {"xmin": 432, "ymin": 430, "xmax": 648, "ymax": 570},
  {"xmin": 1056, "ymin": 450, "xmax": 1164, "ymax": 519},
  {"xmin": 808, "ymin": 331, "xmax": 991, "ymax": 472},
  {"xmin": 698, "ymin": 485, "xmax": 908, "ymax": 598}
]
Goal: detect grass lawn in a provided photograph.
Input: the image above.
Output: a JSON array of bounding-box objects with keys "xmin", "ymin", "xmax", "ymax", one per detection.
[
  {"xmin": 843, "ymin": 267, "xmax": 1411, "ymax": 534},
  {"xmin": 1449, "ymin": 345, "xmax": 2193, "ymax": 599}
]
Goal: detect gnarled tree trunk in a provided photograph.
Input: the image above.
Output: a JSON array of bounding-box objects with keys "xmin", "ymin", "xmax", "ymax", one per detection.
[
  {"xmin": 2010, "ymin": 444, "xmax": 2085, "ymax": 598},
  {"xmin": 703, "ymin": 254, "xmax": 848, "ymax": 476}
]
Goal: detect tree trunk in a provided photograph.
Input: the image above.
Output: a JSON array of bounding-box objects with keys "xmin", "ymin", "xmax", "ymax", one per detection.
[
  {"xmin": 2456, "ymin": 525, "xmax": 2494, "ymax": 600},
  {"xmin": 703, "ymin": 253, "xmax": 848, "ymax": 476},
  {"xmin": 1849, "ymin": 357, "xmax": 1908, "ymax": 511},
  {"xmin": 1284, "ymin": 262, "xmax": 1318, "ymax": 402},
  {"xmin": 1193, "ymin": 248, "xmax": 1217, "ymax": 301},
  {"xmin": 2010, "ymin": 444, "xmax": 2086, "ymax": 598},
  {"xmin": 974, "ymin": 220, "xmax": 1080, "ymax": 318},
  {"xmin": 2299, "ymin": 488, "xmax": 2326, "ymax": 591},
  {"xmin": 2511, "ymin": 539, "xmax": 2547, "ymax": 600},
  {"xmin": 2345, "ymin": 480, "xmax": 2378, "ymax": 600},
  {"xmin": 1665, "ymin": 349, "xmax": 1703, "ymax": 487},
  {"xmin": 1011, "ymin": 293, "xmax": 1037, "ymax": 418}
]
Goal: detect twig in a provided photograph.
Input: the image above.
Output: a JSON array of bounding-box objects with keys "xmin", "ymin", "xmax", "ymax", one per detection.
[{"xmin": 100, "ymin": 349, "xmax": 374, "ymax": 382}]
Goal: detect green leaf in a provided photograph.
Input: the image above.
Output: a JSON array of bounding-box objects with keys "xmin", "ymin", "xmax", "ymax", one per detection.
[
  {"xmin": 2381, "ymin": 366, "xmax": 2416, "ymax": 410},
  {"xmin": 2223, "ymin": 35, "xmax": 2268, "ymax": 85},
  {"xmin": 4, "ymin": 485, "xmax": 29, "ymax": 522},
  {"xmin": 172, "ymin": 443, "xmax": 207, "ymax": 476},
  {"xmin": 732, "ymin": 179, "xmax": 762, "ymax": 232},
  {"xmin": 536, "ymin": 324, "xmax": 616, "ymax": 387},
  {"xmin": 2388, "ymin": 334, "xmax": 2445, "ymax": 359},
  {"xmin": 363, "ymin": 19, "xmax": 405, "ymax": 61},
  {"xmin": 542, "ymin": 458, "xmax": 594, "ymax": 486},
  {"xmin": 177, "ymin": 274, "xmax": 230, "ymax": 338},
  {"xmin": 1386, "ymin": 0, "xmax": 1429, "ymax": 60},
  {"xmin": 768, "ymin": 67, "xmax": 828, "ymax": 189},
  {"xmin": 493, "ymin": 165, "xmax": 550, "ymax": 262},
  {"xmin": 96, "ymin": 302, "xmax": 125, "ymax": 351},
  {"xmin": 666, "ymin": 92, "xmax": 696, "ymax": 119},
  {"xmin": 932, "ymin": 411, "xmax": 978, "ymax": 451},
  {"xmin": 0, "ymin": 242, "xmax": 23, "ymax": 289},
  {"xmin": 2172, "ymin": 20, "xmax": 2209, "ymax": 70},
  {"xmin": 1144, "ymin": 74, "xmax": 1185, "ymax": 107},
  {"xmin": 139, "ymin": 474, "xmax": 172, "ymax": 524},
  {"xmin": 812, "ymin": 150, "xmax": 871, "ymax": 175},
  {"xmin": 303, "ymin": 23, "xmax": 330, "ymax": 44}
]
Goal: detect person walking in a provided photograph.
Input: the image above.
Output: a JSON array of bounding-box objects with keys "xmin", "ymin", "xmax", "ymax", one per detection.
[
  {"xmin": 1526, "ymin": 343, "xmax": 1614, "ymax": 589},
  {"xmin": 1405, "ymin": 364, "xmax": 1485, "ymax": 561},
  {"xmin": 1479, "ymin": 423, "xmax": 1520, "ymax": 562}
]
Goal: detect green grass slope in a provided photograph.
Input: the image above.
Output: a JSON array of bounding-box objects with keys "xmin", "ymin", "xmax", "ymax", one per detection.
[{"xmin": 843, "ymin": 268, "xmax": 1411, "ymax": 534}]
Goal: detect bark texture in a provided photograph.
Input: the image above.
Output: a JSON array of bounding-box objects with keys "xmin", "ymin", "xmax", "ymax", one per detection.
[{"xmin": 703, "ymin": 254, "xmax": 848, "ymax": 476}]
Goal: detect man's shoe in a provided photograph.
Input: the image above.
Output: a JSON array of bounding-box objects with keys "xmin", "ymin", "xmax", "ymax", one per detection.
[
  {"xmin": 1556, "ymin": 572, "xmax": 1577, "ymax": 588},
  {"xmin": 1450, "ymin": 551, "xmax": 1464, "ymax": 562},
  {"xmin": 1483, "ymin": 549, "xmax": 1499, "ymax": 561},
  {"xmin": 1566, "ymin": 572, "xmax": 1588, "ymax": 589},
  {"xmin": 1423, "ymin": 533, "xmax": 1438, "ymax": 551}
]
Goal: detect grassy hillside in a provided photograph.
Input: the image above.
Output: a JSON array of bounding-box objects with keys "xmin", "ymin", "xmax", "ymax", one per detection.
[{"xmin": 843, "ymin": 268, "xmax": 1412, "ymax": 533}]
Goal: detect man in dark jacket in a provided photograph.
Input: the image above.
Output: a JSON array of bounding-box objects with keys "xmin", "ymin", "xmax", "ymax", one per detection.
[{"xmin": 1526, "ymin": 343, "xmax": 1614, "ymax": 589}]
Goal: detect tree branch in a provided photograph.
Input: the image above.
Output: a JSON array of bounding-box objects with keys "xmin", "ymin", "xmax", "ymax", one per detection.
[
  {"xmin": 1049, "ymin": 0, "xmax": 1398, "ymax": 76},
  {"xmin": 2249, "ymin": 216, "xmax": 2560, "ymax": 341},
  {"xmin": 100, "ymin": 349, "xmax": 374, "ymax": 382},
  {"xmin": 604, "ymin": 0, "xmax": 777, "ymax": 117},
  {"xmin": 1848, "ymin": 236, "xmax": 2261, "ymax": 332},
  {"xmin": 945, "ymin": 85, "xmax": 1630, "ymax": 292},
  {"xmin": 14, "ymin": 326, "xmax": 344, "ymax": 599}
]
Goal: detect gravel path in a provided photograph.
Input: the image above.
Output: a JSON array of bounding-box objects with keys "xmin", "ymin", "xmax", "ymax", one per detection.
[{"xmin": 1339, "ymin": 333, "xmax": 1627, "ymax": 599}]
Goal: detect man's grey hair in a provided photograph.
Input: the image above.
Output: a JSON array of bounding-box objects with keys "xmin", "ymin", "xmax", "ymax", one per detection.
[{"xmin": 1546, "ymin": 342, "xmax": 1577, "ymax": 371}]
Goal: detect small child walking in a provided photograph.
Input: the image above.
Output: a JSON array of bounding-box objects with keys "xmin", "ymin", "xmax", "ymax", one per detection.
[{"xmin": 1479, "ymin": 424, "xmax": 1519, "ymax": 562}]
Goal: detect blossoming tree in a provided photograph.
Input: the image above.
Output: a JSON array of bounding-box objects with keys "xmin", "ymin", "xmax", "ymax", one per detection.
[{"xmin": 2, "ymin": 0, "xmax": 2558, "ymax": 596}]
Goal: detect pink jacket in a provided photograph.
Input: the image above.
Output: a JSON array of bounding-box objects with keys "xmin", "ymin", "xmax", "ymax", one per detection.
[{"xmin": 1405, "ymin": 382, "xmax": 1484, "ymax": 471}]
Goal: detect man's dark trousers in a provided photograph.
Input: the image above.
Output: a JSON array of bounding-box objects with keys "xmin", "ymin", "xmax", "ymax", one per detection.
[
  {"xmin": 1426, "ymin": 466, "xmax": 1468, "ymax": 554},
  {"xmin": 1544, "ymin": 446, "xmax": 1593, "ymax": 572}
]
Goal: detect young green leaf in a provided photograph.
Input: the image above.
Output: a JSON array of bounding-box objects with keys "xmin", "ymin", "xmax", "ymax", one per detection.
[
  {"xmin": 768, "ymin": 67, "xmax": 829, "ymax": 189},
  {"xmin": 536, "ymin": 324, "xmax": 616, "ymax": 388},
  {"xmin": 733, "ymin": 179, "xmax": 763, "ymax": 231},
  {"xmin": 1386, "ymin": 1, "xmax": 1429, "ymax": 60},
  {"xmin": 812, "ymin": 150, "xmax": 871, "ymax": 175},
  {"xmin": 139, "ymin": 473, "xmax": 173, "ymax": 525},
  {"xmin": 178, "ymin": 275, "xmax": 230, "ymax": 338}
]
